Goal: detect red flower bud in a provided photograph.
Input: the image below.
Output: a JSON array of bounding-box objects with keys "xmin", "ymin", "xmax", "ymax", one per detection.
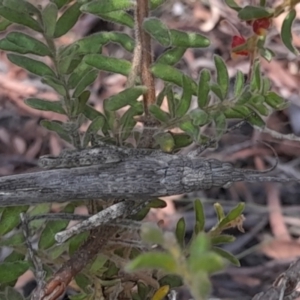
[
  {"xmin": 231, "ymin": 35, "xmax": 248, "ymax": 56},
  {"xmin": 252, "ymin": 18, "xmax": 271, "ymax": 35}
]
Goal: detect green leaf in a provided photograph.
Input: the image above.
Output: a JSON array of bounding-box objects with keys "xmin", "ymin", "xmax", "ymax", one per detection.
[
  {"xmin": 140, "ymin": 223, "xmax": 164, "ymax": 246},
  {"xmin": 175, "ymin": 217, "xmax": 185, "ymax": 248},
  {"xmin": 83, "ymin": 10, "xmax": 134, "ymax": 28},
  {"xmin": 126, "ymin": 252, "xmax": 177, "ymax": 273},
  {"xmin": 84, "ymin": 54, "xmax": 131, "ymax": 76},
  {"xmin": 224, "ymin": 0, "xmax": 241, "ymax": 12},
  {"xmin": 1, "ymin": 32, "xmax": 51, "ymax": 56},
  {"xmin": 73, "ymin": 91, "xmax": 91, "ymax": 116},
  {"xmin": 73, "ymin": 69, "xmax": 98, "ymax": 97},
  {"xmin": 156, "ymin": 84, "xmax": 169, "ymax": 106},
  {"xmin": 248, "ymin": 97, "xmax": 269, "ymax": 116},
  {"xmin": 250, "ymin": 60, "xmax": 261, "ymax": 92},
  {"xmin": 247, "ymin": 109, "xmax": 265, "ymax": 127},
  {"xmin": 25, "ymin": 98, "xmax": 65, "ymax": 114},
  {"xmin": 42, "ymin": 76, "xmax": 67, "ymax": 96},
  {"xmin": 210, "ymin": 83, "xmax": 223, "ymax": 101},
  {"xmin": 0, "ymin": 232, "xmax": 24, "ymax": 247},
  {"xmin": 149, "ymin": 104, "xmax": 170, "ymax": 123},
  {"xmin": 214, "ymin": 203, "xmax": 225, "ymax": 221},
  {"xmin": 28, "ymin": 203, "xmax": 51, "ymax": 230},
  {"xmin": 156, "ymin": 47, "xmax": 186, "ymax": 65},
  {"xmin": 0, "ymin": 206, "xmax": 28, "ymax": 235},
  {"xmin": 166, "ymin": 86, "xmax": 177, "ymax": 117},
  {"xmin": 41, "ymin": 120, "xmax": 71, "ymax": 143},
  {"xmin": 143, "ymin": 17, "xmax": 170, "ymax": 47},
  {"xmin": 238, "ymin": 5, "xmax": 273, "ymax": 21},
  {"xmin": 81, "ymin": 0, "xmax": 133, "ymax": 14},
  {"xmin": 7, "ymin": 54, "xmax": 55, "ymax": 77},
  {"xmin": 106, "ymin": 86, "xmax": 147, "ymax": 111},
  {"xmin": 52, "ymin": 0, "xmax": 70, "ymax": 9},
  {"xmin": 212, "ymin": 247, "xmax": 240, "ymax": 266},
  {"xmin": 212, "ymin": 112, "xmax": 226, "ymax": 137},
  {"xmin": 82, "ymin": 116, "xmax": 105, "ymax": 147},
  {"xmin": 175, "ymin": 76, "xmax": 193, "ymax": 117},
  {"xmin": 259, "ymin": 47, "xmax": 275, "ymax": 62},
  {"xmin": 75, "ymin": 32, "xmax": 134, "ymax": 54},
  {"xmin": 159, "ymin": 275, "xmax": 183, "ymax": 288},
  {"xmin": 68, "ymin": 62, "xmax": 93, "ymax": 89},
  {"xmin": 74, "ymin": 273, "xmax": 90, "ymax": 292},
  {"xmin": 194, "ymin": 199, "xmax": 205, "ymax": 234},
  {"xmin": 211, "ymin": 234, "xmax": 235, "ymax": 245},
  {"xmin": 42, "ymin": 2, "xmax": 58, "ymax": 38},
  {"xmin": 0, "ymin": 261, "xmax": 29, "ymax": 283},
  {"xmin": 197, "ymin": 69, "xmax": 210, "ymax": 108},
  {"xmin": 69, "ymin": 232, "xmax": 89, "ymax": 255},
  {"xmin": 4, "ymin": 252, "xmax": 24, "ymax": 263},
  {"xmin": 54, "ymin": 2, "xmax": 81, "ymax": 38},
  {"xmin": 0, "ymin": 5, "xmax": 42, "ymax": 32},
  {"xmin": 154, "ymin": 132, "xmax": 175, "ymax": 152},
  {"xmin": 169, "ymin": 29, "xmax": 210, "ymax": 48},
  {"xmin": 218, "ymin": 203, "xmax": 245, "ymax": 228},
  {"xmin": 39, "ymin": 203, "xmax": 76, "ymax": 249},
  {"xmin": 214, "ymin": 55, "xmax": 229, "ymax": 99},
  {"xmin": 188, "ymin": 252, "xmax": 224, "ymax": 274},
  {"xmin": 89, "ymin": 254, "xmax": 107, "ymax": 274},
  {"xmin": 233, "ymin": 71, "xmax": 245, "ymax": 97},
  {"xmin": 150, "ymin": 0, "xmax": 166, "ymax": 10},
  {"xmin": 137, "ymin": 282, "xmax": 149, "ymax": 300},
  {"xmin": 189, "ymin": 108, "xmax": 209, "ymax": 126},
  {"xmin": 3, "ymin": 0, "xmax": 40, "ymax": 15},
  {"xmin": 281, "ymin": 9, "xmax": 298, "ymax": 55},
  {"xmin": 148, "ymin": 199, "xmax": 167, "ymax": 209},
  {"xmin": 224, "ymin": 106, "xmax": 252, "ymax": 119},
  {"xmin": 0, "ymin": 17, "xmax": 11, "ymax": 31},
  {"xmin": 179, "ymin": 119, "xmax": 199, "ymax": 138},
  {"xmin": 265, "ymin": 91, "xmax": 288, "ymax": 110},
  {"xmin": 151, "ymin": 63, "xmax": 197, "ymax": 95}
]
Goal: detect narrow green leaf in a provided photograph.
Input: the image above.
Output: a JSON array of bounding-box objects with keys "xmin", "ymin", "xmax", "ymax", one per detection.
[
  {"xmin": 281, "ymin": 9, "xmax": 298, "ymax": 55},
  {"xmin": 68, "ymin": 62, "xmax": 93, "ymax": 89},
  {"xmin": 211, "ymin": 235, "xmax": 235, "ymax": 245},
  {"xmin": 156, "ymin": 84, "xmax": 169, "ymax": 106},
  {"xmin": 42, "ymin": 2, "xmax": 58, "ymax": 38},
  {"xmin": 41, "ymin": 120, "xmax": 71, "ymax": 143},
  {"xmin": 265, "ymin": 91, "xmax": 288, "ymax": 110},
  {"xmin": 236, "ymin": 86, "xmax": 252, "ymax": 104},
  {"xmin": 42, "ymin": 76, "xmax": 67, "ymax": 96},
  {"xmin": 250, "ymin": 60, "xmax": 261, "ymax": 92},
  {"xmin": 175, "ymin": 217, "xmax": 185, "ymax": 248},
  {"xmin": 0, "ymin": 262, "xmax": 29, "ymax": 283},
  {"xmin": 73, "ymin": 69, "xmax": 98, "ymax": 97},
  {"xmin": 214, "ymin": 55, "xmax": 229, "ymax": 99},
  {"xmin": 81, "ymin": 0, "xmax": 133, "ymax": 14},
  {"xmin": 7, "ymin": 54, "xmax": 55, "ymax": 77},
  {"xmin": 148, "ymin": 199, "xmax": 167, "ymax": 209},
  {"xmin": 179, "ymin": 119, "xmax": 199, "ymax": 138},
  {"xmin": 54, "ymin": 2, "xmax": 81, "ymax": 38},
  {"xmin": 0, "ymin": 206, "xmax": 28, "ymax": 235},
  {"xmin": 150, "ymin": 0, "xmax": 165, "ymax": 10},
  {"xmin": 259, "ymin": 47, "xmax": 275, "ymax": 62},
  {"xmin": 156, "ymin": 47, "xmax": 186, "ymax": 65},
  {"xmin": 173, "ymin": 133, "xmax": 192, "ymax": 149},
  {"xmin": 176, "ymin": 76, "xmax": 193, "ymax": 117},
  {"xmin": 3, "ymin": 32, "xmax": 51, "ymax": 56},
  {"xmin": 25, "ymin": 98, "xmax": 65, "ymax": 114},
  {"xmin": 197, "ymin": 69, "xmax": 210, "ymax": 108},
  {"xmin": 84, "ymin": 54, "xmax": 131, "ymax": 76},
  {"xmin": 143, "ymin": 17, "xmax": 170, "ymax": 47},
  {"xmin": 149, "ymin": 104, "xmax": 170, "ymax": 123},
  {"xmin": 82, "ymin": 116, "xmax": 105, "ymax": 147},
  {"xmin": 69, "ymin": 232, "xmax": 89, "ymax": 255},
  {"xmin": 218, "ymin": 203, "xmax": 245, "ymax": 228},
  {"xmin": 74, "ymin": 273, "xmax": 90, "ymax": 291},
  {"xmin": 0, "ymin": 5, "xmax": 42, "ymax": 32},
  {"xmin": 233, "ymin": 71, "xmax": 244, "ymax": 97},
  {"xmin": 159, "ymin": 275, "xmax": 183, "ymax": 289},
  {"xmin": 213, "ymin": 247, "xmax": 240, "ymax": 266},
  {"xmin": 248, "ymin": 97, "xmax": 269, "ymax": 116},
  {"xmin": 189, "ymin": 233, "xmax": 210, "ymax": 258},
  {"xmin": 169, "ymin": 29, "xmax": 210, "ymax": 48},
  {"xmin": 194, "ymin": 199, "xmax": 205, "ymax": 234},
  {"xmin": 39, "ymin": 203, "xmax": 76, "ymax": 249},
  {"xmin": 247, "ymin": 110, "xmax": 265, "ymax": 127},
  {"xmin": 4, "ymin": 252, "xmax": 24, "ymax": 263},
  {"xmin": 28, "ymin": 203, "xmax": 51, "ymax": 230},
  {"xmin": 212, "ymin": 112, "xmax": 227, "ymax": 138},
  {"xmin": 224, "ymin": 0, "xmax": 241, "ymax": 12},
  {"xmin": 126, "ymin": 252, "xmax": 177, "ymax": 273},
  {"xmin": 224, "ymin": 106, "xmax": 252, "ymax": 119},
  {"xmin": 106, "ymin": 86, "xmax": 147, "ymax": 111},
  {"xmin": 74, "ymin": 90, "xmax": 91, "ymax": 116},
  {"xmin": 83, "ymin": 10, "xmax": 134, "ymax": 28},
  {"xmin": 189, "ymin": 108, "xmax": 209, "ymax": 126},
  {"xmin": 0, "ymin": 17, "xmax": 11, "ymax": 31},
  {"xmin": 151, "ymin": 63, "xmax": 197, "ymax": 95},
  {"xmin": 188, "ymin": 252, "xmax": 224, "ymax": 274},
  {"xmin": 166, "ymin": 86, "xmax": 178, "ymax": 117},
  {"xmin": 238, "ymin": 5, "xmax": 273, "ymax": 21},
  {"xmin": 214, "ymin": 203, "xmax": 225, "ymax": 221}
]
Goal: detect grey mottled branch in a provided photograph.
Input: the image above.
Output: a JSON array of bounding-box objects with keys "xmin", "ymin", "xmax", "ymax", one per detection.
[{"xmin": 0, "ymin": 144, "xmax": 298, "ymax": 207}]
